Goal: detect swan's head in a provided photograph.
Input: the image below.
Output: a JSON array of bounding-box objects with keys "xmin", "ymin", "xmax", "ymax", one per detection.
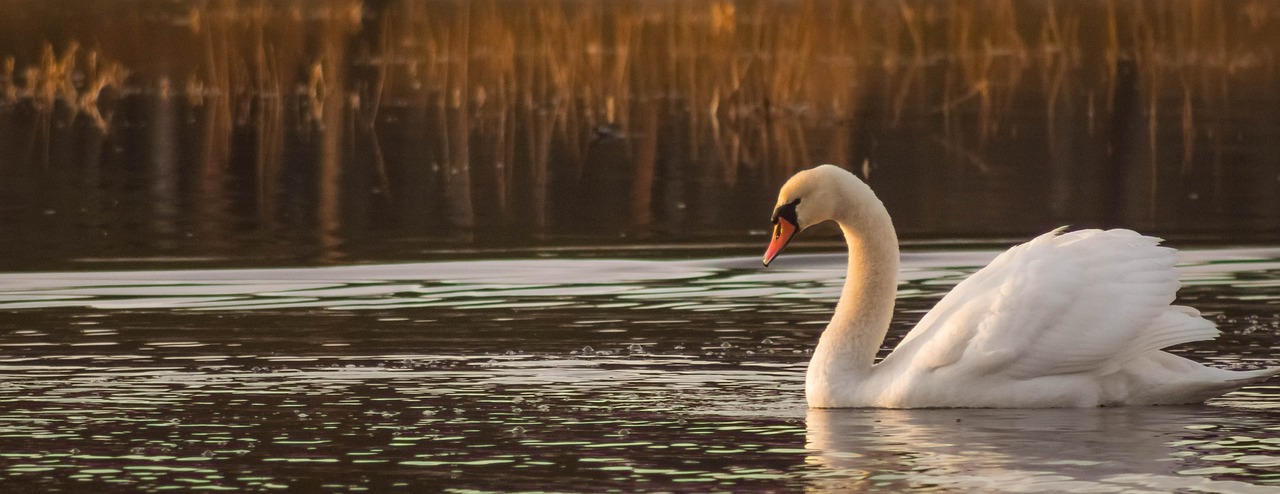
[{"xmin": 763, "ymin": 164, "xmax": 867, "ymax": 266}]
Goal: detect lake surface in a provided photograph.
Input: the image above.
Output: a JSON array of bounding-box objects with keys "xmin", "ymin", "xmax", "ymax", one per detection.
[
  {"xmin": 1, "ymin": 247, "xmax": 1277, "ymax": 491},
  {"xmin": 3, "ymin": 1, "xmax": 1280, "ymax": 491},
  {"xmin": 8, "ymin": 0, "xmax": 1280, "ymax": 271}
]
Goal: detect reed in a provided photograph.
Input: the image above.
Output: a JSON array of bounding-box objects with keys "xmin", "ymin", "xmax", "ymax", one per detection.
[{"xmin": 4, "ymin": 0, "xmax": 1280, "ymax": 238}]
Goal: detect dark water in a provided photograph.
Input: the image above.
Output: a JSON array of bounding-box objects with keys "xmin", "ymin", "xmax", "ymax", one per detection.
[
  {"xmin": 5, "ymin": 1, "xmax": 1280, "ymax": 271},
  {"xmin": 1, "ymin": 249, "xmax": 1278, "ymax": 491}
]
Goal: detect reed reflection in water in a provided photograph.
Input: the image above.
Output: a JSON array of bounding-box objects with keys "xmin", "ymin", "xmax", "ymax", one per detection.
[{"xmin": 3, "ymin": 0, "xmax": 1280, "ymax": 268}]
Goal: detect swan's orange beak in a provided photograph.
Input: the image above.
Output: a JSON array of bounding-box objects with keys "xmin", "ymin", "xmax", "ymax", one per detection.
[{"xmin": 763, "ymin": 218, "xmax": 798, "ymax": 267}]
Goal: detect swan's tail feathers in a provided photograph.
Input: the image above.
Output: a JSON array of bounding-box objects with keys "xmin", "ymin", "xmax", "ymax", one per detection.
[
  {"xmin": 1130, "ymin": 352, "xmax": 1277, "ymax": 405},
  {"xmin": 1150, "ymin": 306, "xmax": 1219, "ymax": 349},
  {"xmin": 1187, "ymin": 366, "xmax": 1280, "ymax": 404},
  {"xmin": 1225, "ymin": 366, "xmax": 1280, "ymax": 385},
  {"xmin": 1115, "ymin": 306, "xmax": 1218, "ymax": 372},
  {"xmin": 1146, "ymin": 306, "xmax": 1279, "ymax": 387}
]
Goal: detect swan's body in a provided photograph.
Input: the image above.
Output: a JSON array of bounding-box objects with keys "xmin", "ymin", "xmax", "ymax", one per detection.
[{"xmin": 764, "ymin": 165, "xmax": 1278, "ymax": 408}]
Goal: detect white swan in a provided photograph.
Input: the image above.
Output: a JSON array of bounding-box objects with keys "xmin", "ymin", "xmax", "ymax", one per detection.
[{"xmin": 763, "ymin": 164, "xmax": 1279, "ymax": 408}]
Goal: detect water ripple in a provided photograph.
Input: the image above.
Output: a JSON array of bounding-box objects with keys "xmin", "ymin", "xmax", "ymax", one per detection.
[{"xmin": 0, "ymin": 249, "xmax": 1278, "ymax": 490}]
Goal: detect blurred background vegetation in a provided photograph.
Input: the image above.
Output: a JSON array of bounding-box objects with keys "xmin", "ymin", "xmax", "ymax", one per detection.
[{"xmin": 2, "ymin": 0, "xmax": 1280, "ymax": 270}]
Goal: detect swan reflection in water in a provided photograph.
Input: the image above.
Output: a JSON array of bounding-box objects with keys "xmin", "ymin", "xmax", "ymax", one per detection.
[{"xmin": 803, "ymin": 406, "xmax": 1279, "ymax": 492}]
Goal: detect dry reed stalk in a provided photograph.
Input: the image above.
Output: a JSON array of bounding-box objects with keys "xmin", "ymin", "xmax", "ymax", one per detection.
[
  {"xmin": 465, "ymin": 0, "xmax": 516, "ymax": 218},
  {"xmin": 252, "ymin": 32, "xmax": 283, "ymax": 225},
  {"xmin": 890, "ymin": 0, "xmax": 928, "ymax": 127},
  {"xmin": 1135, "ymin": 0, "xmax": 1162, "ymax": 218},
  {"xmin": 78, "ymin": 52, "xmax": 128, "ymax": 132},
  {"xmin": 316, "ymin": 0, "xmax": 360, "ymax": 260},
  {"xmin": 357, "ymin": 12, "xmax": 393, "ymax": 205},
  {"xmin": 444, "ymin": 1, "xmax": 474, "ymax": 229},
  {"xmin": 0, "ymin": 56, "xmax": 15, "ymax": 102},
  {"xmin": 823, "ymin": 2, "xmax": 869, "ymax": 172},
  {"xmin": 1103, "ymin": 0, "xmax": 1120, "ymax": 119},
  {"xmin": 993, "ymin": 0, "xmax": 1028, "ymax": 127},
  {"xmin": 630, "ymin": 101, "xmax": 658, "ymax": 227},
  {"xmin": 1040, "ymin": 1, "xmax": 1081, "ymax": 153}
]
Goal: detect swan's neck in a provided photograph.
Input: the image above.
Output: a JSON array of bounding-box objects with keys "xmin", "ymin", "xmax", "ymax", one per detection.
[{"xmin": 807, "ymin": 194, "xmax": 899, "ymax": 401}]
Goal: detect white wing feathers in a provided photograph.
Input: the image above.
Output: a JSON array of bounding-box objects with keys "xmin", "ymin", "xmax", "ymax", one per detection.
[{"xmin": 890, "ymin": 229, "xmax": 1217, "ymax": 379}]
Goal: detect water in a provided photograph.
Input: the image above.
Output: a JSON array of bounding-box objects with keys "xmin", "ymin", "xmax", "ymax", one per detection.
[
  {"xmin": 3, "ymin": 1, "xmax": 1280, "ymax": 491},
  {"xmin": 8, "ymin": 1, "xmax": 1280, "ymax": 271},
  {"xmin": 1, "ymin": 247, "xmax": 1278, "ymax": 491}
]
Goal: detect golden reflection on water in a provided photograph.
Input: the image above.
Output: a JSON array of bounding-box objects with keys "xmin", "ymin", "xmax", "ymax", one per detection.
[{"xmin": 3, "ymin": 1, "xmax": 1280, "ymax": 266}]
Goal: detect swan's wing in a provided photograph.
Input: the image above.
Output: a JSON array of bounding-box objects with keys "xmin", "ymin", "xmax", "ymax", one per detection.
[{"xmin": 889, "ymin": 229, "xmax": 1217, "ymax": 379}]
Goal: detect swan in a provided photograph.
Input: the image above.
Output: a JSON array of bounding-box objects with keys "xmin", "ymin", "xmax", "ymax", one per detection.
[{"xmin": 762, "ymin": 164, "xmax": 1279, "ymax": 408}]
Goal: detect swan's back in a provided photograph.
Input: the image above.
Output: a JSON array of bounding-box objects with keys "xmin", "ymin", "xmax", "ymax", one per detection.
[{"xmin": 868, "ymin": 228, "xmax": 1278, "ymax": 407}]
